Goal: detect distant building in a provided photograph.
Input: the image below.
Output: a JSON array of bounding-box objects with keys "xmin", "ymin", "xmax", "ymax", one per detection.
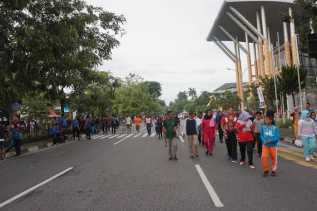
[{"xmin": 212, "ymin": 82, "xmax": 249, "ymax": 95}]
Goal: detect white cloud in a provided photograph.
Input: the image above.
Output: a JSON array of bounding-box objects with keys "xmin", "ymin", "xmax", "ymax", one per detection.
[{"xmin": 86, "ymin": 0, "xmax": 245, "ymax": 103}]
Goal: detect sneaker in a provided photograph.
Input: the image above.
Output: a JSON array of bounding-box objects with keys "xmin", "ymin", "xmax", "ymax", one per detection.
[
  {"xmin": 271, "ymin": 171, "xmax": 277, "ymax": 177},
  {"xmin": 174, "ymin": 157, "xmax": 178, "ymax": 161},
  {"xmin": 190, "ymin": 155, "xmax": 195, "ymax": 159},
  {"xmin": 305, "ymin": 157, "xmax": 311, "ymax": 162},
  {"xmin": 169, "ymin": 157, "xmax": 173, "ymax": 161},
  {"xmin": 263, "ymin": 171, "xmax": 269, "ymax": 177},
  {"xmin": 249, "ymin": 165, "xmax": 255, "ymax": 169},
  {"xmin": 231, "ymin": 160, "xmax": 238, "ymax": 163},
  {"xmin": 310, "ymin": 155, "xmax": 314, "ymax": 160},
  {"xmin": 239, "ymin": 161, "xmax": 245, "ymax": 166}
]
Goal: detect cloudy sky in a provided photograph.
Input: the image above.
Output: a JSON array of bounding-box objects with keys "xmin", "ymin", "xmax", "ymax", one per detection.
[{"xmin": 87, "ymin": 0, "xmax": 245, "ymax": 103}]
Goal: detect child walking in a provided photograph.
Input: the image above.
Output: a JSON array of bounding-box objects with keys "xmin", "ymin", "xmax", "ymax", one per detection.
[{"xmin": 260, "ymin": 111, "xmax": 280, "ymax": 177}]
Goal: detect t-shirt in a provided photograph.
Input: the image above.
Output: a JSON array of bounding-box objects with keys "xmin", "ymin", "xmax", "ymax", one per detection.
[
  {"xmin": 163, "ymin": 119, "xmax": 177, "ymax": 139},
  {"xmin": 134, "ymin": 117, "xmax": 142, "ymax": 126},
  {"xmin": 145, "ymin": 118, "xmax": 152, "ymax": 124},
  {"xmin": 186, "ymin": 119, "xmax": 197, "ymax": 135},
  {"xmin": 254, "ymin": 119, "xmax": 264, "ymax": 133},
  {"xmin": 126, "ymin": 117, "xmax": 132, "ymax": 125}
]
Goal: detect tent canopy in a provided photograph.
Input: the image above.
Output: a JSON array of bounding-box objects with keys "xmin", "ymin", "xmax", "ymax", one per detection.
[{"xmin": 207, "ymin": 0, "xmax": 294, "ymax": 43}]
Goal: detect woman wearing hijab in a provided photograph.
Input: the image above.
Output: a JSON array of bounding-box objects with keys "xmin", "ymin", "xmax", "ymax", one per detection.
[
  {"xmin": 298, "ymin": 110, "xmax": 317, "ymax": 162},
  {"xmin": 235, "ymin": 111, "xmax": 255, "ymax": 168},
  {"xmin": 201, "ymin": 111, "xmax": 216, "ymax": 156}
]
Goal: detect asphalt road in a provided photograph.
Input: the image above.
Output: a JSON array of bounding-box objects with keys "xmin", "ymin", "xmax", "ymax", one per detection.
[{"xmin": 0, "ymin": 127, "xmax": 317, "ymax": 211}]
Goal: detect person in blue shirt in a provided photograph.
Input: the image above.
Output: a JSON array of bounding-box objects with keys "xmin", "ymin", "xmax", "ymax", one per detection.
[
  {"xmin": 72, "ymin": 117, "xmax": 80, "ymax": 141},
  {"xmin": 260, "ymin": 110, "xmax": 280, "ymax": 177}
]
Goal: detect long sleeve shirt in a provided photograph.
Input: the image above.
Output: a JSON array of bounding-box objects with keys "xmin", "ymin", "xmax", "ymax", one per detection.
[{"xmin": 299, "ymin": 119, "xmax": 317, "ymax": 137}]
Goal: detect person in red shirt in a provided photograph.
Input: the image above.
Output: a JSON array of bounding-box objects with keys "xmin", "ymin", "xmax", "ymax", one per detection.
[
  {"xmin": 201, "ymin": 111, "xmax": 216, "ymax": 156},
  {"xmin": 223, "ymin": 108, "xmax": 238, "ymax": 162},
  {"xmin": 235, "ymin": 111, "xmax": 255, "ymax": 168}
]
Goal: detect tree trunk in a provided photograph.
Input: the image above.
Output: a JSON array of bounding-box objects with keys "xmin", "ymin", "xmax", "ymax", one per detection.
[{"xmin": 291, "ymin": 92, "xmax": 296, "ymax": 108}]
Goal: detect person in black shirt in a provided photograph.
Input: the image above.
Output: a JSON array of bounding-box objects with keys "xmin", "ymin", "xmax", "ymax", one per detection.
[{"xmin": 186, "ymin": 112, "xmax": 199, "ymax": 158}]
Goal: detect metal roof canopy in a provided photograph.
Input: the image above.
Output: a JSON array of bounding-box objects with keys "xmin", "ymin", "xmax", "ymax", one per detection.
[{"xmin": 207, "ymin": 0, "xmax": 294, "ymax": 43}]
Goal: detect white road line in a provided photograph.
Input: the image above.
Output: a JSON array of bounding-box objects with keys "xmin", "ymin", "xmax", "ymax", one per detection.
[
  {"xmin": 0, "ymin": 167, "xmax": 74, "ymax": 209},
  {"xmin": 117, "ymin": 134, "xmax": 127, "ymax": 138},
  {"xmin": 97, "ymin": 135, "xmax": 107, "ymax": 139},
  {"xmin": 108, "ymin": 135, "xmax": 118, "ymax": 139},
  {"xmin": 178, "ymin": 136, "xmax": 185, "ymax": 143},
  {"xmin": 113, "ymin": 134, "xmax": 133, "ymax": 145},
  {"xmin": 142, "ymin": 133, "xmax": 148, "ymax": 138},
  {"xmin": 133, "ymin": 133, "xmax": 142, "ymax": 138},
  {"xmin": 150, "ymin": 133, "xmax": 156, "ymax": 138},
  {"xmin": 105, "ymin": 134, "xmax": 112, "ymax": 138},
  {"xmin": 195, "ymin": 164, "xmax": 224, "ymax": 208}
]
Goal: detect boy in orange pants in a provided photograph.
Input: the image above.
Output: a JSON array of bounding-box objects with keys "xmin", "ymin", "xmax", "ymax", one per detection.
[{"xmin": 260, "ymin": 111, "xmax": 280, "ymax": 177}]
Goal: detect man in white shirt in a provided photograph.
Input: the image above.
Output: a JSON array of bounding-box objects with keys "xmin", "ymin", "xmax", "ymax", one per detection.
[{"xmin": 126, "ymin": 116, "xmax": 132, "ymax": 134}]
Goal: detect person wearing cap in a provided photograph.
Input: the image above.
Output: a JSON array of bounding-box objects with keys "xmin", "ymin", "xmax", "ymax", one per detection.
[
  {"xmin": 260, "ymin": 111, "xmax": 280, "ymax": 177},
  {"xmin": 298, "ymin": 110, "xmax": 317, "ymax": 162}
]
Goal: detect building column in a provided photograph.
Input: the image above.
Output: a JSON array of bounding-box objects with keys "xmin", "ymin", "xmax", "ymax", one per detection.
[
  {"xmin": 245, "ymin": 32, "xmax": 253, "ymax": 86},
  {"xmin": 256, "ymin": 11, "xmax": 264, "ymax": 78},
  {"xmin": 289, "ymin": 7, "xmax": 299, "ymax": 66},
  {"xmin": 235, "ymin": 42, "xmax": 244, "ymax": 109},
  {"xmin": 283, "ymin": 21, "xmax": 292, "ymax": 66},
  {"xmin": 261, "ymin": 6, "xmax": 270, "ymax": 76}
]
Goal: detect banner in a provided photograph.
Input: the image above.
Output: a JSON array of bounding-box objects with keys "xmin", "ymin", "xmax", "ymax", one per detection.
[{"xmin": 257, "ymin": 87, "xmax": 265, "ymax": 108}]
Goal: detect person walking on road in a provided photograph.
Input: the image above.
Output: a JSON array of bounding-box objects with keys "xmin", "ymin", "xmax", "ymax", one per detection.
[
  {"xmin": 111, "ymin": 115, "xmax": 119, "ymax": 134},
  {"xmin": 223, "ymin": 109, "xmax": 238, "ymax": 162},
  {"xmin": 72, "ymin": 117, "xmax": 80, "ymax": 141},
  {"xmin": 84, "ymin": 115, "xmax": 92, "ymax": 140},
  {"xmin": 235, "ymin": 111, "xmax": 255, "ymax": 169},
  {"xmin": 134, "ymin": 115, "xmax": 142, "ymax": 133},
  {"xmin": 126, "ymin": 115, "xmax": 132, "ymax": 134},
  {"xmin": 0, "ymin": 120, "xmax": 6, "ymax": 159},
  {"xmin": 201, "ymin": 111, "xmax": 216, "ymax": 156},
  {"xmin": 163, "ymin": 111, "xmax": 178, "ymax": 160},
  {"xmin": 186, "ymin": 112, "xmax": 199, "ymax": 158},
  {"xmin": 254, "ymin": 111, "xmax": 264, "ymax": 157},
  {"xmin": 156, "ymin": 116, "xmax": 163, "ymax": 140},
  {"xmin": 145, "ymin": 115, "xmax": 153, "ymax": 136},
  {"xmin": 260, "ymin": 111, "xmax": 280, "ymax": 177},
  {"xmin": 5, "ymin": 116, "xmax": 22, "ymax": 156},
  {"xmin": 298, "ymin": 110, "xmax": 317, "ymax": 162},
  {"xmin": 196, "ymin": 113, "xmax": 202, "ymax": 145}
]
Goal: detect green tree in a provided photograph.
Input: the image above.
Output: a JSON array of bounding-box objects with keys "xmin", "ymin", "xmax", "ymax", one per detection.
[
  {"xmin": 0, "ymin": 0, "xmax": 126, "ymax": 115},
  {"xmin": 278, "ymin": 65, "xmax": 306, "ymax": 107}
]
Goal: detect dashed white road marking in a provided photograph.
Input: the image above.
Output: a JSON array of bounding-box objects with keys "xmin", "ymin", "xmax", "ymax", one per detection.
[
  {"xmin": 134, "ymin": 133, "xmax": 142, "ymax": 138},
  {"xmin": 195, "ymin": 164, "xmax": 224, "ymax": 208},
  {"xmin": 150, "ymin": 133, "xmax": 156, "ymax": 137},
  {"xmin": 178, "ymin": 136, "xmax": 185, "ymax": 143},
  {"xmin": 0, "ymin": 167, "xmax": 74, "ymax": 209},
  {"xmin": 142, "ymin": 133, "xmax": 148, "ymax": 138},
  {"xmin": 113, "ymin": 134, "xmax": 134, "ymax": 145},
  {"xmin": 117, "ymin": 134, "xmax": 127, "ymax": 139},
  {"xmin": 108, "ymin": 135, "xmax": 118, "ymax": 139}
]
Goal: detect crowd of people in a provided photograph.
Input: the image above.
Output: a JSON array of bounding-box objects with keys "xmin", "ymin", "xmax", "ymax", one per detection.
[
  {"xmin": 1, "ymin": 105, "xmax": 316, "ymax": 177},
  {"xmin": 160, "ymin": 106, "xmax": 316, "ymax": 177}
]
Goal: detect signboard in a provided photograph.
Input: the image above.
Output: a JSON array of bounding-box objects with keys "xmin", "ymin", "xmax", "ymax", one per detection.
[{"xmin": 257, "ymin": 87, "xmax": 265, "ymax": 108}]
